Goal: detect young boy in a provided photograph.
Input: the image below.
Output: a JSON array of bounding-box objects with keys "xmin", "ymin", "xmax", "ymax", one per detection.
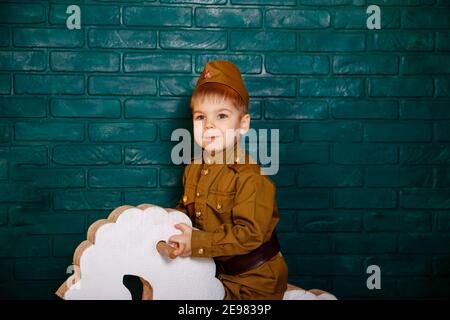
[{"xmin": 168, "ymin": 60, "xmax": 288, "ymax": 300}]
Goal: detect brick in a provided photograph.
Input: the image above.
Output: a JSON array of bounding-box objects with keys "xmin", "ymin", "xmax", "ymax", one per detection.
[
  {"xmin": 159, "ymin": 120, "xmax": 193, "ymax": 141},
  {"xmin": 332, "ymin": 100, "xmax": 398, "ymax": 119},
  {"xmin": 433, "ymin": 256, "xmax": 450, "ymax": 275},
  {"xmin": 400, "ymin": 191, "xmax": 450, "ymax": 209},
  {"xmin": 365, "ymin": 167, "xmax": 433, "ymax": 187},
  {"xmin": 334, "ymin": 8, "xmax": 399, "ymax": 29},
  {"xmin": 53, "ymin": 235, "xmax": 85, "ymax": 257},
  {"xmin": 124, "ymin": 53, "xmax": 191, "ymax": 73},
  {"xmin": 400, "ymin": 100, "xmax": 450, "ymax": 119},
  {"xmin": 435, "ymin": 168, "xmax": 450, "ymax": 187},
  {"xmin": 332, "ymin": 235, "xmax": 397, "ymax": 253},
  {"xmin": 51, "ymin": 98, "xmax": 121, "ymax": 118},
  {"xmin": 297, "ymin": 211, "xmax": 362, "ymax": 232},
  {"xmin": 2, "ymin": 238, "xmax": 49, "ymax": 258},
  {"xmin": 297, "ymin": 165, "xmax": 362, "ymax": 187},
  {"xmin": 369, "ymin": 78, "xmax": 433, "ymax": 97},
  {"xmin": 14, "ymin": 28, "xmax": 84, "ymax": 48},
  {"xmin": 50, "ymin": 4, "xmax": 120, "ymax": 25},
  {"xmin": 88, "ymin": 29, "xmax": 156, "ymax": 49},
  {"xmin": 15, "ymin": 121, "xmax": 84, "ymax": 141},
  {"xmin": 365, "ymin": 211, "xmax": 432, "ymax": 232},
  {"xmin": 0, "ymin": 74, "xmax": 11, "ymax": 94},
  {"xmin": 160, "ymin": 76, "xmax": 198, "ymax": 97},
  {"xmin": 196, "ymin": 55, "xmax": 262, "ymax": 74},
  {"xmin": 368, "ymin": 32, "xmax": 433, "ymax": 51},
  {"xmin": 300, "ymin": 78, "xmax": 364, "ymax": 97},
  {"xmin": 196, "ymin": 8, "xmax": 261, "ymax": 28},
  {"xmin": 335, "ymin": 189, "xmax": 397, "ymax": 209},
  {"xmin": 266, "ymin": 55, "xmax": 329, "ymax": 74},
  {"xmin": 300, "ymin": 0, "xmax": 365, "ymax": 4},
  {"xmin": 401, "ymin": 55, "xmax": 450, "ymax": 74},
  {"xmin": 54, "ymin": 191, "xmax": 121, "ymax": 210},
  {"xmin": 51, "ymin": 51, "xmax": 119, "ymax": 72},
  {"xmin": 333, "ymin": 143, "xmax": 397, "ymax": 164},
  {"xmin": 365, "ymin": 256, "xmax": 431, "ymax": 275},
  {"xmin": 89, "ymin": 76, "xmax": 156, "ymax": 95},
  {"xmin": 88, "ymin": 168, "xmax": 157, "ymax": 188},
  {"xmin": 364, "ymin": 122, "xmax": 431, "ymax": 142},
  {"xmin": 299, "ymin": 121, "xmax": 362, "ymax": 142},
  {"xmin": 435, "ymin": 121, "xmax": 450, "ymax": 141},
  {"xmin": 400, "ymin": 145, "xmax": 450, "ymax": 164},
  {"xmin": 370, "ymin": 0, "xmax": 435, "ymax": 5},
  {"xmin": 0, "ymin": 51, "xmax": 46, "ymax": 71},
  {"xmin": 11, "ymin": 168, "xmax": 85, "ymax": 188},
  {"xmin": 125, "ymin": 144, "xmax": 175, "ymax": 165},
  {"xmin": 271, "ymin": 166, "xmax": 297, "ymax": 187},
  {"xmin": 333, "ymin": 55, "xmax": 398, "ymax": 75},
  {"xmin": 124, "ymin": 190, "xmax": 181, "ymax": 208},
  {"xmin": 160, "ymin": 30, "xmax": 226, "ymax": 50},
  {"xmin": 279, "ymin": 144, "xmax": 328, "ymax": 164},
  {"xmin": 125, "ymin": 99, "xmax": 191, "ymax": 119},
  {"xmin": 15, "ymin": 74, "xmax": 84, "ymax": 95},
  {"xmin": 231, "ymin": 31, "xmax": 296, "ymax": 51},
  {"xmin": 0, "ymin": 97, "xmax": 46, "ymax": 118},
  {"xmin": 438, "ymin": 212, "xmax": 450, "ymax": 232},
  {"xmin": 279, "ymin": 233, "xmax": 330, "ymax": 253},
  {"xmin": 159, "ymin": 167, "xmax": 183, "ymax": 188},
  {"xmin": 251, "ymin": 120, "xmax": 296, "ymax": 142},
  {"xmin": 276, "ymin": 189, "xmax": 330, "ymax": 209},
  {"xmin": 436, "ymin": 78, "xmax": 450, "ymax": 97},
  {"xmin": 53, "ymin": 145, "xmax": 121, "ymax": 165},
  {"xmin": 15, "ymin": 260, "xmax": 70, "ymax": 280},
  {"xmin": 0, "ymin": 183, "xmax": 41, "ymax": 202},
  {"xmin": 232, "ymin": 0, "xmax": 295, "ymax": 4},
  {"xmin": 89, "ymin": 122, "xmax": 157, "ymax": 142},
  {"xmin": 246, "ymin": 77, "xmax": 296, "ymax": 98},
  {"xmin": 300, "ymin": 33, "xmax": 365, "ymax": 52},
  {"xmin": 2, "ymin": 146, "xmax": 47, "ymax": 165},
  {"xmin": 400, "ymin": 234, "xmax": 450, "ymax": 253},
  {"xmin": 0, "ymin": 160, "xmax": 7, "ymax": 180},
  {"xmin": 297, "ymin": 256, "xmax": 363, "ymax": 275},
  {"xmin": 265, "ymin": 9, "xmax": 330, "ymax": 29},
  {"xmin": 437, "ymin": 32, "xmax": 450, "ymax": 51},
  {"xmin": 124, "ymin": 6, "xmax": 191, "ymax": 27},
  {"xmin": 276, "ymin": 211, "xmax": 297, "ymax": 232},
  {"xmin": 0, "ymin": 3, "xmax": 45, "ymax": 23},
  {"xmin": 265, "ymin": 100, "xmax": 328, "ymax": 120},
  {"xmin": 402, "ymin": 9, "xmax": 450, "ymax": 28},
  {"xmin": 0, "ymin": 124, "xmax": 9, "ymax": 142},
  {"xmin": 0, "ymin": 27, "xmax": 8, "ymax": 47}
]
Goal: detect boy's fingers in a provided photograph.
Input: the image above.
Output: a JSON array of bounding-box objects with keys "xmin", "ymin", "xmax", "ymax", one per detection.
[{"xmin": 175, "ymin": 223, "xmax": 191, "ymax": 233}]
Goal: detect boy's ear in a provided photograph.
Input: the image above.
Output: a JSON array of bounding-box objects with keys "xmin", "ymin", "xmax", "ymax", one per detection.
[{"xmin": 239, "ymin": 113, "xmax": 250, "ymax": 135}]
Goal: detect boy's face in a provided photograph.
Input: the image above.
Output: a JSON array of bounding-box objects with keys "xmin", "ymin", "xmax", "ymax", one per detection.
[{"xmin": 192, "ymin": 99, "xmax": 250, "ymax": 153}]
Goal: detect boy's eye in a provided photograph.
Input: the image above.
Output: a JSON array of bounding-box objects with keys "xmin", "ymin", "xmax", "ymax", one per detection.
[
  {"xmin": 195, "ymin": 115, "xmax": 204, "ymax": 120},
  {"xmin": 218, "ymin": 113, "xmax": 228, "ymax": 119}
]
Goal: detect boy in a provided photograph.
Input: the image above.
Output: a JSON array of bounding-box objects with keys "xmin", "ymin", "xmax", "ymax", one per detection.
[{"xmin": 169, "ymin": 60, "xmax": 288, "ymax": 300}]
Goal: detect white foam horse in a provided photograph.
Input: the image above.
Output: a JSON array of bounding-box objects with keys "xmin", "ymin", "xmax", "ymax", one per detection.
[{"xmin": 55, "ymin": 204, "xmax": 336, "ymax": 300}]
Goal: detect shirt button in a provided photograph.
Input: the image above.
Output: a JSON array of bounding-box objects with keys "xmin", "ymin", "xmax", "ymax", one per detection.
[
  {"xmin": 198, "ymin": 248, "xmax": 204, "ymax": 255},
  {"xmin": 203, "ymin": 168, "xmax": 209, "ymax": 175},
  {"xmin": 216, "ymin": 202, "xmax": 222, "ymax": 210},
  {"xmin": 196, "ymin": 211, "xmax": 202, "ymax": 217},
  {"xmin": 196, "ymin": 192, "xmax": 200, "ymax": 197},
  {"xmin": 182, "ymin": 195, "xmax": 187, "ymax": 203}
]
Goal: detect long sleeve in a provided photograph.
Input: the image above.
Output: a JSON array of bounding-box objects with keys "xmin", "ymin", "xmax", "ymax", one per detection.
[{"xmin": 191, "ymin": 171, "xmax": 276, "ymax": 258}]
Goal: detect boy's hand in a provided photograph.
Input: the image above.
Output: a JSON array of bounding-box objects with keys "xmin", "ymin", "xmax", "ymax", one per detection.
[{"xmin": 168, "ymin": 223, "xmax": 193, "ymax": 257}]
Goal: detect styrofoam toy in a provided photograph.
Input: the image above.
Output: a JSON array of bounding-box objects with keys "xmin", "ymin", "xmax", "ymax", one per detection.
[{"xmin": 55, "ymin": 204, "xmax": 337, "ymax": 300}]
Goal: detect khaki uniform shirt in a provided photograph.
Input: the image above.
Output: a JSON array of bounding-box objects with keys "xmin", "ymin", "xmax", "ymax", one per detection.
[{"xmin": 174, "ymin": 143, "xmax": 288, "ymax": 299}]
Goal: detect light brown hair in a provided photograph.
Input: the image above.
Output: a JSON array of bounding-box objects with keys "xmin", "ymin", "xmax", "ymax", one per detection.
[{"xmin": 190, "ymin": 82, "xmax": 248, "ymax": 118}]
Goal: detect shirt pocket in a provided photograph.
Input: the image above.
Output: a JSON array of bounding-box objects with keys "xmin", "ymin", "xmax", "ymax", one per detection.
[{"xmin": 206, "ymin": 191, "xmax": 235, "ymax": 223}]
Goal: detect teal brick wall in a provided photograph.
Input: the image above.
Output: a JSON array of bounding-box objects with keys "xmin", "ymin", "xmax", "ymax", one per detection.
[{"xmin": 0, "ymin": 0, "xmax": 449, "ymax": 299}]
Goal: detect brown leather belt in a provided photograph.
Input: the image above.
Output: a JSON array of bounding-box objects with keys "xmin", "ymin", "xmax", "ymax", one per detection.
[{"xmin": 214, "ymin": 233, "xmax": 281, "ymax": 276}]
